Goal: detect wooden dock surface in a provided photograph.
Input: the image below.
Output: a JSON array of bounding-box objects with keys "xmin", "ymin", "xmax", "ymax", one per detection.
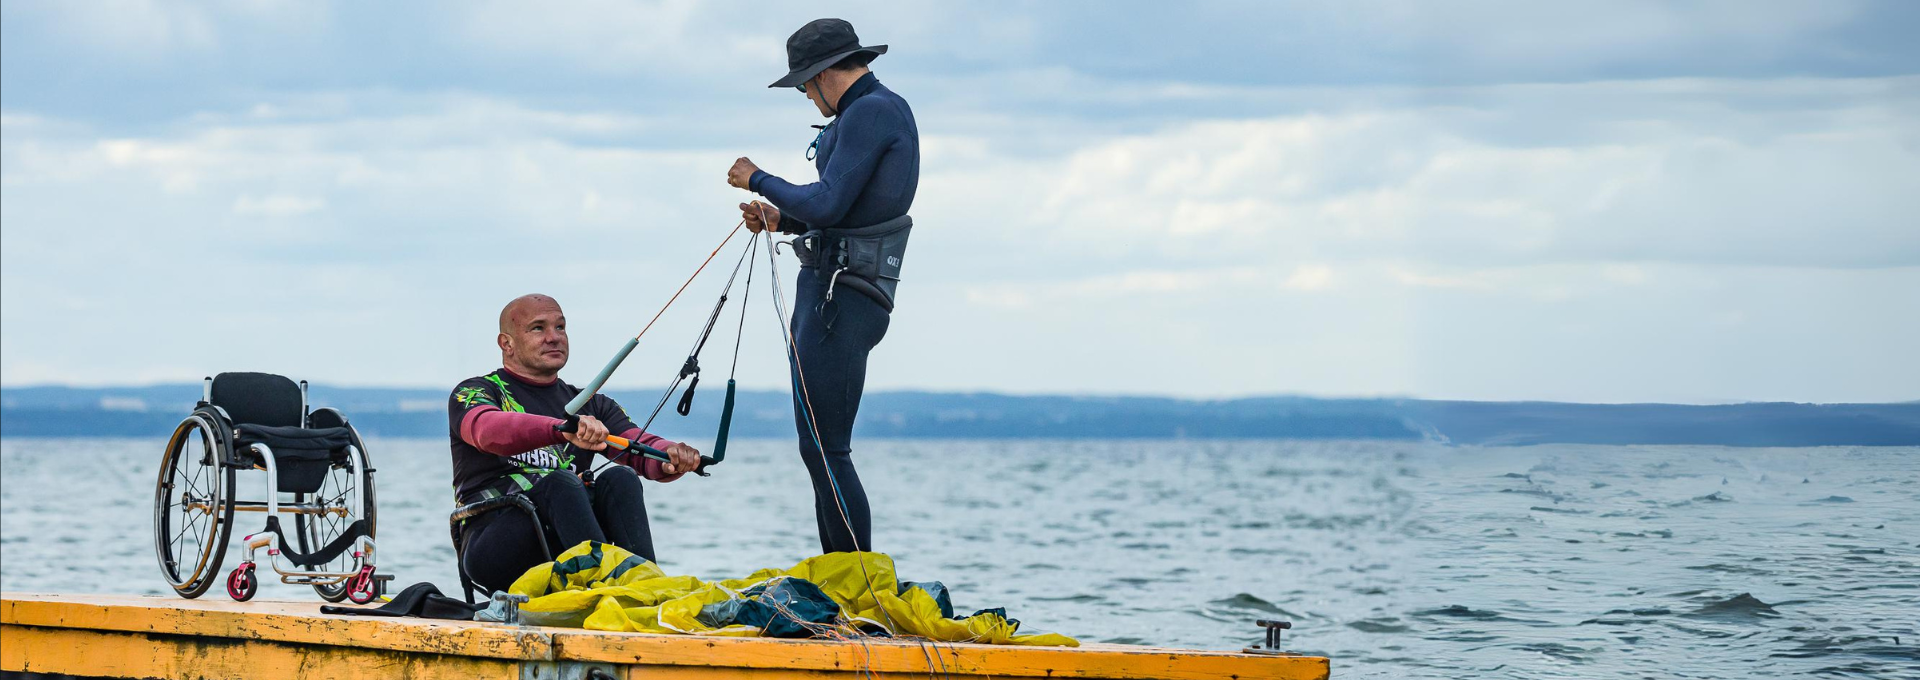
[{"xmin": 1, "ymin": 592, "xmax": 1330, "ymax": 679}]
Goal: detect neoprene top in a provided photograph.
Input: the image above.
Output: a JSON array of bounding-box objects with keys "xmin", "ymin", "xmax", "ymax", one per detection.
[
  {"xmin": 447, "ymin": 368, "xmax": 681, "ymax": 505},
  {"xmin": 749, "ymin": 72, "xmax": 920, "ymax": 232}
]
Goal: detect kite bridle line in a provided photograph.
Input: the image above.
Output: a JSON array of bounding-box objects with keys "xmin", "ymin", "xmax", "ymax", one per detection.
[
  {"xmin": 582, "ymin": 229, "xmax": 759, "ymax": 479},
  {"xmin": 561, "ymin": 221, "xmax": 746, "ymax": 415},
  {"xmin": 555, "ymin": 221, "xmax": 748, "ymax": 475}
]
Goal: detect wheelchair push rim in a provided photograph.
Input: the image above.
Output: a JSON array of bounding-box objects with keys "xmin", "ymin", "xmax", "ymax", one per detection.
[{"xmin": 153, "ymin": 412, "xmax": 235, "ymax": 598}]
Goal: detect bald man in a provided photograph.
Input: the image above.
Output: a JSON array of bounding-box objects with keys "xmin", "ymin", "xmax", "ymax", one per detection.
[{"xmin": 448, "ymin": 294, "xmax": 701, "ymax": 592}]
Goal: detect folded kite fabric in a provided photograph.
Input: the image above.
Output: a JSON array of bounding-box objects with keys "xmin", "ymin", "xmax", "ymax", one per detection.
[{"xmin": 507, "ymin": 540, "xmax": 1077, "ymax": 646}]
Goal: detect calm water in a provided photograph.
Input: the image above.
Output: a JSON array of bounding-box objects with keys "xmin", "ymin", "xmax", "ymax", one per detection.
[{"xmin": 2, "ymin": 437, "xmax": 1916, "ymax": 678}]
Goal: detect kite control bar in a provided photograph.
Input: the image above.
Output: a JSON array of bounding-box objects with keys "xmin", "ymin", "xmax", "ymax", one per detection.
[{"xmin": 555, "ymin": 414, "xmax": 719, "ymax": 476}]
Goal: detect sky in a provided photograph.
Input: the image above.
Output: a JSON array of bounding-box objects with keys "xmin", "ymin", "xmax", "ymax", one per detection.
[{"xmin": 2, "ymin": 1, "xmax": 1917, "ymax": 403}]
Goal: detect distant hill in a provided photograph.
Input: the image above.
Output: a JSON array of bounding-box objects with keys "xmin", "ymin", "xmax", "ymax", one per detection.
[{"xmin": 2, "ymin": 383, "xmax": 1916, "ymax": 446}]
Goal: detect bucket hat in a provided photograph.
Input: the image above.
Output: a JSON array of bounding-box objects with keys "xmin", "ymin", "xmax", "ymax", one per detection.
[{"xmin": 769, "ymin": 18, "xmax": 887, "ymax": 89}]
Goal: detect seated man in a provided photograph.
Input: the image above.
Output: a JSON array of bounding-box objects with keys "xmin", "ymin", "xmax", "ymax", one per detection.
[{"xmin": 449, "ymin": 293, "xmax": 701, "ymax": 592}]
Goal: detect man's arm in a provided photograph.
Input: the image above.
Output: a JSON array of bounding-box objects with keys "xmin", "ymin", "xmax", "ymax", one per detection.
[
  {"xmin": 459, "ymin": 407, "xmax": 568, "ymax": 456},
  {"xmin": 748, "ymin": 104, "xmax": 900, "ymax": 227},
  {"xmin": 450, "ymin": 378, "xmax": 568, "ymax": 456}
]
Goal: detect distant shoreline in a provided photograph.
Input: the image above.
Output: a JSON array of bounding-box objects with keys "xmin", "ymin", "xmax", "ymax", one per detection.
[{"xmin": 3, "ymin": 384, "xmax": 1916, "ymax": 446}]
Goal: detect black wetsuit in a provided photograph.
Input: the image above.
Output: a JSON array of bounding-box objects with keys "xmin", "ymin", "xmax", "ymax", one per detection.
[{"xmin": 447, "ymin": 368, "xmax": 680, "ymax": 591}]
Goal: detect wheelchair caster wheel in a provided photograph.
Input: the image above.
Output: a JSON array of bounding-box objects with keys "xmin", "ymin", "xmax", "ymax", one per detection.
[
  {"xmin": 345, "ymin": 567, "xmax": 380, "ymax": 605},
  {"xmin": 226, "ymin": 564, "xmax": 258, "ymax": 602}
]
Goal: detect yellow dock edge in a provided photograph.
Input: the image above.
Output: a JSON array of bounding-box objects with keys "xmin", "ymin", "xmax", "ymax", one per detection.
[{"xmin": 1, "ymin": 592, "xmax": 1330, "ymax": 680}]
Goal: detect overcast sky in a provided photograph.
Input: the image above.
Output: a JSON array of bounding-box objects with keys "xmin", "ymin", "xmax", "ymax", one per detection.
[{"xmin": 3, "ymin": 1, "xmax": 1917, "ymax": 403}]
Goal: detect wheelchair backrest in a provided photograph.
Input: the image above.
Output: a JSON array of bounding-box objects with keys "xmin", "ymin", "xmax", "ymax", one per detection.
[{"xmin": 210, "ymin": 372, "xmax": 304, "ymax": 428}]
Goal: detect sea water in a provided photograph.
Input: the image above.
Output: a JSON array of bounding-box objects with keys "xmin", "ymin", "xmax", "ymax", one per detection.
[{"xmin": 1, "ymin": 438, "xmax": 1914, "ymax": 678}]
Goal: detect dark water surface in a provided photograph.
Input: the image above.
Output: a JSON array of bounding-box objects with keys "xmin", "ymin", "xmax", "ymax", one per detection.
[{"xmin": 3, "ymin": 438, "xmax": 1915, "ymax": 678}]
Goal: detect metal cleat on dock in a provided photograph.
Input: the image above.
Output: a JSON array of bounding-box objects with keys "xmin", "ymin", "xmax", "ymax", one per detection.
[{"xmin": 474, "ymin": 591, "xmax": 531, "ymax": 625}]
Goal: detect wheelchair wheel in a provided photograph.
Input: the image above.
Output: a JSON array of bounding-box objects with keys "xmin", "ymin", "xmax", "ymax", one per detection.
[
  {"xmin": 226, "ymin": 563, "xmax": 258, "ymax": 602},
  {"xmin": 345, "ymin": 567, "xmax": 380, "ymax": 604},
  {"xmin": 153, "ymin": 412, "xmax": 236, "ymax": 599},
  {"xmin": 298, "ymin": 435, "xmax": 375, "ymax": 603}
]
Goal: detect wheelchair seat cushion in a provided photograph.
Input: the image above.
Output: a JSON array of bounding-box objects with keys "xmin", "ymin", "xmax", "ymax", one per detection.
[
  {"xmin": 234, "ymin": 424, "xmax": 353, "ymax": 452},
  {"xmin": 234, "ymin": 425, "xmax": 354, "ymax": 494}
]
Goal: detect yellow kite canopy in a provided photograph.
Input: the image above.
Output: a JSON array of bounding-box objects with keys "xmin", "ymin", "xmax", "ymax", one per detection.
[{"xmin": 508, "ymin": 541, "xmax": 1077, "ymax": 646}]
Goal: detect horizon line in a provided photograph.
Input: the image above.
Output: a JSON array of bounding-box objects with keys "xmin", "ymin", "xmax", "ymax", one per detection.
[{"xmin": 1, "ymin": 380, "xmax": 1915, "ymax": 408}]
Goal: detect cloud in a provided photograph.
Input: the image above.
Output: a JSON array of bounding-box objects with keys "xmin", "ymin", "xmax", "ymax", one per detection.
[
  {"xmin": 40, "ymin": 1, "xmax": 219, "ymax": 55},
  {"xmin": 5, "ymin": 0, "xmax": 328, "ymax": 59},
  {"xmin": 458, "ymin": 0, "xmax": 717, "ymax": 74},
  {"xmin": 1284, "ymin": 265, "xmax": 1334, "ymax": 291},
  {"xmin": 232, "ymin": 194, "xmax": 325, "ymax": 217},
  {"xmin": 3, "ymin": 1, "xmax": 1917, "ymax": 403},
  {"xmin": 1009, "ymin": 78, "xmax": 1920, "ymax": 271},
  {"xmin": 441, "ymin": 0, "xmax": 1912, "ymax": 87}
]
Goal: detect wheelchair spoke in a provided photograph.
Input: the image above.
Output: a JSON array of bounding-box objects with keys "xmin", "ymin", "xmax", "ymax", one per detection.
[
  {"xmin": 169, "ymin": 497, "xmax": 203, "ymax": 542},
  {"xmin": 193, "ymin": 515, "xmax": 211, "ymax": 558},
  {"xmin": 166, "ymin": 513, "xmax": 187, "ymax": 556},
  {"xmin": 169, "ymin": 520, "xmax": 194, "ymax": 558},
  {"xmin": 325, "ymin": 494, "xmax": 351, "ymax": 526},
  {"xmin": 184, "ymin": 507, "xmax": 203, "ymax": 548},
  {"xmin": 178, "ymin": 464, "xmax": 212, "ymax": 515},
  {"xmin": 180, "ymin": 465, "xmax": 206, "ymax": 502},
  {"xmin": 169, "ymin": 526, "xmax": 196, "ymax": 575},
  {"xmin": 321, "ymin": 478, "xmax": 348, "ymax": 560},
  {"xmin": 170, "ymin": 441, "xmax": 194, "ymax": 488},
  {"xmin": 178, "ymin": 436, "xmax": 214, "ymax": 500}
]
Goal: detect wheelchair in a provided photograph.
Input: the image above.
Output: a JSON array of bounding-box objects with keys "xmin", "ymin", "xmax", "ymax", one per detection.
[{"xmin": 152, "ymin": 372, "xmax": 389, "ymax": 602}]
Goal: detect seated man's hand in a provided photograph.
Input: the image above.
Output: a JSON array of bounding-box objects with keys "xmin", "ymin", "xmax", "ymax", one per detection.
[
  {"xmin": 740, "ymin": 201, "xmax": 780, "ymax": 233},
  {"xmin": 662, "ymin": 442, "xmax": 702, "ymax": 476},
  {"xmin": 561, "ymin": 415, "xmax": 609, "ymax": 451}
]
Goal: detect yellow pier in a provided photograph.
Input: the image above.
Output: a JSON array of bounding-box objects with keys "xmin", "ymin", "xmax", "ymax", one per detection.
[{"xmin": 1, "ymin": 592, "xmax": 1330, "ymax": 679}]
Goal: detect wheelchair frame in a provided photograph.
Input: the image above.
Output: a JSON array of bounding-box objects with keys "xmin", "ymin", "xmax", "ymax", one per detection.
[{"xmin": 152, "ymin": 374, "xmax": 387, "ymax": 602}]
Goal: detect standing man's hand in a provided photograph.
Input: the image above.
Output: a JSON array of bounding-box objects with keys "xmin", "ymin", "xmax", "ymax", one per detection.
[
  {"xmin": 740, "ymin": 201, "xmax": 781, "ymax": 233},
  {"xmin": 560, "ymin": 415, "xmax": 610, "ymax": 451},
  {"xmin": 727, "ymin": 157, "xmax": 760, "ymax": 189},
  {"xmin": 661, "ymin": 443, "xmax": 702, "ymax": 476}
]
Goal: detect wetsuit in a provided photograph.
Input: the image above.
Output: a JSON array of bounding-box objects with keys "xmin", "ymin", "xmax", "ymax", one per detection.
[
  {"xmin": 448, "ymin": 368, "xmax": 682, "ymax": 591},
  {"xmin": 748, "ymin": 72, "xmax": 918, "ymax": 554}
]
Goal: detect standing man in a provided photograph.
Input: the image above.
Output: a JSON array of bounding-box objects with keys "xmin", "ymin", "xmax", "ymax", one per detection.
[{"xmin": 726, "ymin": 18, "xmax": 918, "ymax": 554}]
